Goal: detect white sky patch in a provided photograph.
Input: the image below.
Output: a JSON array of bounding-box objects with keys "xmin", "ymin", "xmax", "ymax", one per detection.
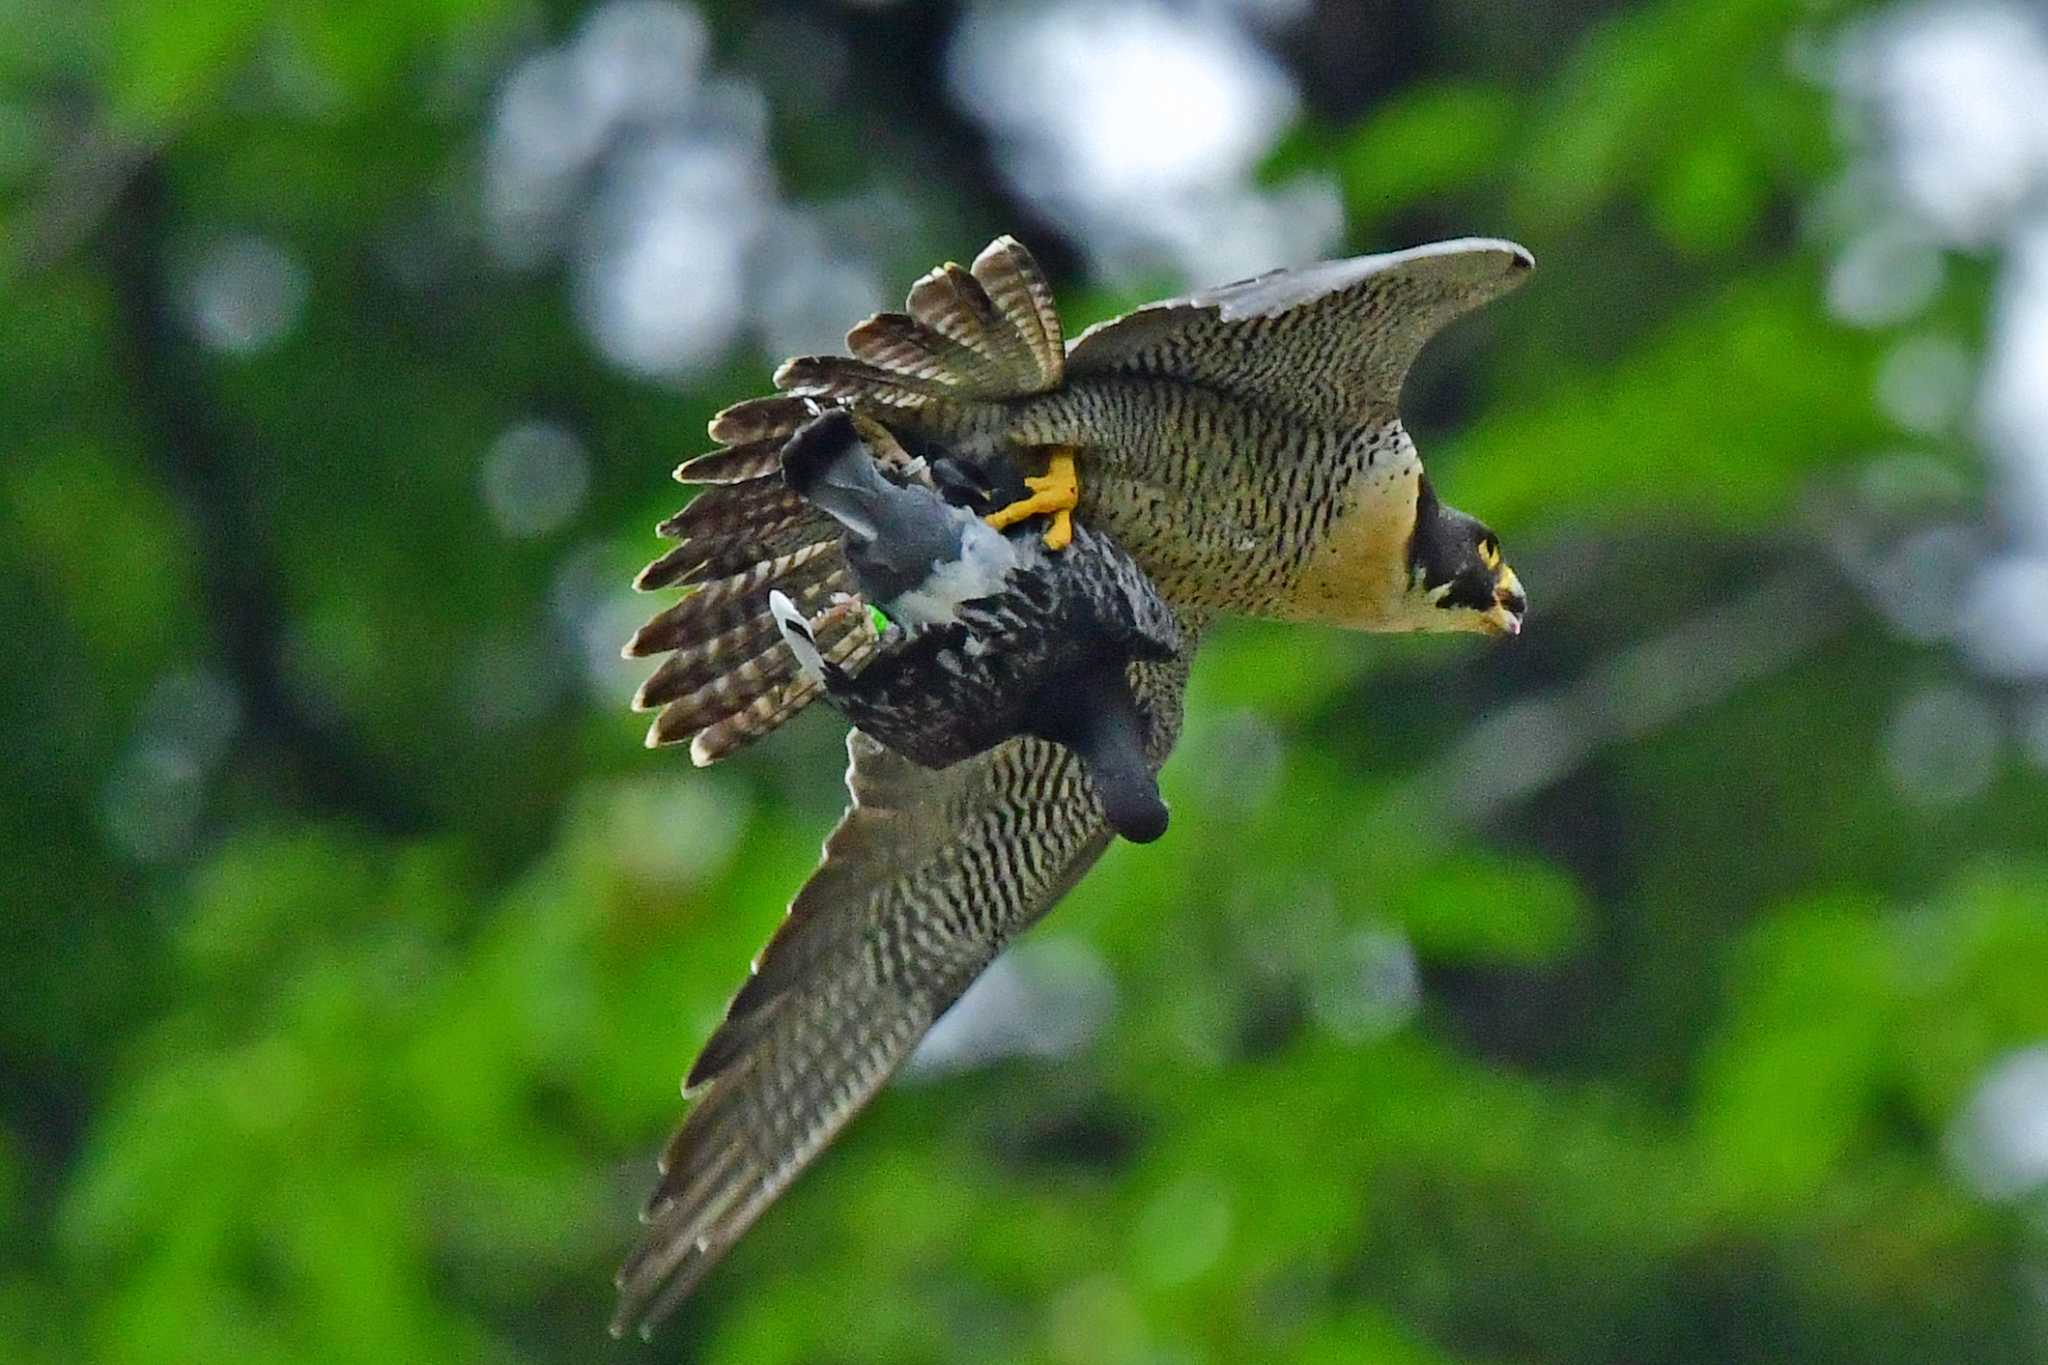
[
  {"xmin": 485, "ymin": 0, "xmax": 711, "ymax": 267},
  {"xmin": 1143, "ymin": 177, "xmax": 1347, "ymax": 295},
  {"xmin": 1954, "ymin": 225, "xmax": 2048, "ymax": 675},
  {"xmin": 1949, "ymin": 1045, "xmax": 2048, "ymax": 1202},
  {"xmin": 748, "ymin": 208, "xmax": 886, "ymax": 361},
  {"xmin": 954, "ymin": 1, "xmax": 1292, "ymax": 195},
  {"xmin": 572, "ymin": 0, "xmax": 709, "ymax": 128},
  {"xmin": 1825, "ymin": 223, "xmax": 1945, "ymax": 326},
  {"xmin": 486, "ymin": 49, "xmax": 623, "ymax": 268},
  {"xmin": 1872, "ymin": 521, "xmax": 1983, "ymax": 643},
  {"xmin": 905, "ymin": 938, "xmax": 1116, "ymax": 1079},
  {"xmin": 1210, "ymin": 0, "xmax": 1314, "ymax": 29},
  {"xmin": 481, "ymin": 419, "xmax": 590, "ymax": 538},
  {"xmin": 484, "ymin": 0, "xmax": 872, "ymax": 381},
  {"xmin": 1980, "ymin": 224, "xmax": 2048, "ymax": 542},
  {"xmin": 1875, "ymin": 332, "xmax": 1975, "ymax": 436},
  {"xmin": 947, "ymin": 0, "xmax": 1335, "ymax": 282},
  {"xmin": 575, "ymin": 134, "xmax": 773, "ymax": 377},
  {"xmin": 1837, "ymin": 2, "xmax": 2048, "ymax": 248},
  {"xmin": 1828, "ymin": 3, "xmax": 2048, "ymax": 687},
  {"xmin": 1958, "ymin": 553, "xmax": 2048, "ymax": 677},
  {"xmin": 183, "ymin": 235, "xmax": 309, "ymax": 356},
  {"xmin": 1884, "ymin": 684, "xmax": 2002, "ymax": 807}
]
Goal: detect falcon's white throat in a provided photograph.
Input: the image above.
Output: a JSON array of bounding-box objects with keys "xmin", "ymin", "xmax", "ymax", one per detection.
[{"xmin": 1277, "ymin": 436, "xmax": 1427, "ymax": 629}]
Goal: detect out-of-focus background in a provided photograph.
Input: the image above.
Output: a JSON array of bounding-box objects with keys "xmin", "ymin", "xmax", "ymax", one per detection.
[{"xmin": 7, "ymin": 0, "xmax": 2048, "ymax": 1360}]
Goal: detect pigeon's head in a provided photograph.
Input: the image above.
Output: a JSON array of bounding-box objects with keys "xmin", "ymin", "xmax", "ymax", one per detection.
[{"xmin": 1406, "ymin": 475, "xmax": 1526, "ymax": 637}]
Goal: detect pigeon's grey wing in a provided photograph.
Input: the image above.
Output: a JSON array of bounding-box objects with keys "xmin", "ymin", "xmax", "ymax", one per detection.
[
  {"xmin": 612, "ymin": 647, "xmax": 1190, "ymax": 1338},
  {"xmin": 1064, "ymin": 237, "xmax": 1533, "ymax": 427}
]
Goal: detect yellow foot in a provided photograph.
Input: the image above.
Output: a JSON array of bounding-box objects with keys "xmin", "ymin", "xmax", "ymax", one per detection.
[{"xmin": 984, "ymin": 447, "xmax": 1078, "ymax": 550}]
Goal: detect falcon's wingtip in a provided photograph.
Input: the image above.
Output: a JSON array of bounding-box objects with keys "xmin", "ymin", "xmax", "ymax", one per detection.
[
  {"xmin": 1381, "ymin": 234, "xmax": 1533, "ymax": 271},
  {"xmin": 1432, "ymin": 235, "xmax": 1535, "ymax": 290}
]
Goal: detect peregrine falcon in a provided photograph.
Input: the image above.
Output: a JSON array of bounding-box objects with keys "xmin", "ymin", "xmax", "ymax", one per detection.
[{"xmin": 615, "ymin": 235, "xmax": 1532, "ymax": 1334}]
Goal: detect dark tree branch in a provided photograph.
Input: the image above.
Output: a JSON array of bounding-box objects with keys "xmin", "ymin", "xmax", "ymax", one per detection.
[{"xmin": 99, "ymin": 161, "xmax": 429, "ymax": 836}]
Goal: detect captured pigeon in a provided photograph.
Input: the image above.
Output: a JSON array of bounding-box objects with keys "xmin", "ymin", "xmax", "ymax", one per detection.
[{"xmin": 765, "ymin": 407, "xmax": 1181, "ymax": 843}]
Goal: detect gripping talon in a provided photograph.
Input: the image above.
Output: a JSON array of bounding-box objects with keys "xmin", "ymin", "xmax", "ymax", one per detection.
[{"xmin": 984, "ymin": 447, "xmax": 1080, "ymax": 550}]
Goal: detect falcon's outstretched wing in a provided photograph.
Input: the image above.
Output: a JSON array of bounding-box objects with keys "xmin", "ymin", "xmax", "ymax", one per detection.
[
  {"xmin": 1063, "ymin": 237, "xmax": 1533, "ymax": 427},
  {"xmin": 612, "ymin": 650, "xmax": 1188, "ymax": 1338},
  {"xmin": 625, "ymin": 237, "xmax": 1066, "ymax": 765}
]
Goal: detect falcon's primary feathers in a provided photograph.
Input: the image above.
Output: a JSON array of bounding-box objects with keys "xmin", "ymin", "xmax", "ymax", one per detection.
[{"xmin": 616, "ymin": 234, "xmax": 1532, "ymax": 1334}]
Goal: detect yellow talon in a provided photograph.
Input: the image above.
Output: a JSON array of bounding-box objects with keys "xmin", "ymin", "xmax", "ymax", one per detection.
[{"xmin": 984, "ymin": 447, "xmax": 1079, "ymax": 550}]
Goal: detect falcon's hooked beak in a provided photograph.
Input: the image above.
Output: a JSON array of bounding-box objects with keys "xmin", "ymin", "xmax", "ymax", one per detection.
[{"xmin": 1481, "ymin": 563, "xmax": 1527, "ymax": 637}]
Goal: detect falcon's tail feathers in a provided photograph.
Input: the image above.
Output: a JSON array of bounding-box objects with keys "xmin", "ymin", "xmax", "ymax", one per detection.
[
  {"xmin": 777, "ymin": 236, "xmax": 1065, "ymax": 407},
  {"xmin": 629, "ymin": 397, "xmax": 878, "ymax": 763},
  {"xmin": 635, "ymin": 589, "xmax": 873, "ymax": 747}
]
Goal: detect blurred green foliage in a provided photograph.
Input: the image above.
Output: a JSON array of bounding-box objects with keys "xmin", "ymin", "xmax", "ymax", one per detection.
[{"xmin": 5, "ymin": 0, "xmax": 2047, "ymax": 1362}]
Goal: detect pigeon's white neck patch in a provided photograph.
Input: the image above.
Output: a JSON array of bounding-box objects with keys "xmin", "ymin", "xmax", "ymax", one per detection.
[{"xmin": 889, "ymin": 520, "xmax": 1037, "ymax": 628}]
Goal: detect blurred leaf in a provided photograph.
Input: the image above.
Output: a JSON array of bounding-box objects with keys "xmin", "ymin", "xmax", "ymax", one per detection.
[
  {"xmin": 1390, "ymin": 849, "xmax": 1585, "ymax": 964},
  {"xmin": 1450, "ymin": 266, "xmax": 1895, "ymax": 532},
  {"xmin": 104, "ymin": 0, "xmax": 270, "ymax": 131},
  {"xmin": 1336, "ymin": 81, "xmax": 1515, "ymax": 226},
  {"xmin": 1695, "ymin": 897, "xmax": 1897, "ymax": 1211}
]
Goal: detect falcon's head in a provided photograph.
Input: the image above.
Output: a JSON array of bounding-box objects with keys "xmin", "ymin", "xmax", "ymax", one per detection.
[{"xmin": 1406, "ymin": 475, "xmax": 1526, "ymax": 637}]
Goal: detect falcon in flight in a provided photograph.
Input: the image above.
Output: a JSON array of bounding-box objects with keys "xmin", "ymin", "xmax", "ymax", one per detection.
[{"xmin": 615, "ymin": 235, "xmax": 1532, "ymax": 1334}]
